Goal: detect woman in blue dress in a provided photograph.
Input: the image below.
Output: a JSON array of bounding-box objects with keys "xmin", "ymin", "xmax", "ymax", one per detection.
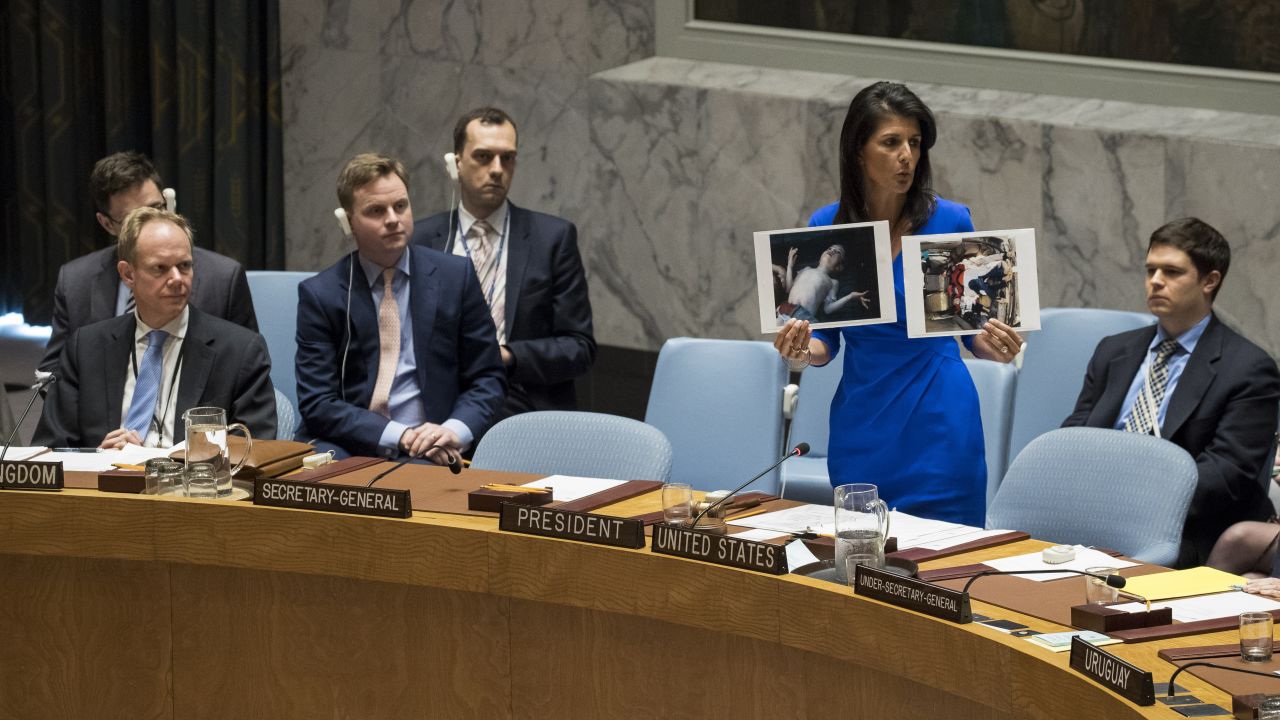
[{"xmin": 775, "ymin": 82, "xmax": 1023, "ymax": 526}]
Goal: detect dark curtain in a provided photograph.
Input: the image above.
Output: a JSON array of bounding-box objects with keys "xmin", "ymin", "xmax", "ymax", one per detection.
[{"xmin": 0, "ymin": 0, "xmax": 284, "ymax": 324}]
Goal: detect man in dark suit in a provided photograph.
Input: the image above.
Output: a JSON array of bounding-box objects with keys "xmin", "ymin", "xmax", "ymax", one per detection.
[
  {"xmin": 35, "ymin": 208, "xmax": 276, "ymax": 448},
  {"xmin": 413, "ymin": 107, "xmax": 595, "ymax": 419},
  {"xmin": 38, "ymin": 151, "xmax": 258, "ymax": 375},
  {"xmin": 296, "ymin": 153, "xmax": 505, "ymax": 462},
  {"xmin": 1064, "ymin": 218, "xmax": 1280, "ymax": 566}
]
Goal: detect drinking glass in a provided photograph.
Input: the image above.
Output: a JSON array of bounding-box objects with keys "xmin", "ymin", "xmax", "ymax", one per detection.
[
  {"xmin": 845, "ymin": 554, "xmax": 879, "ymax": 589},
  {"xmin": 1085, "ymin": 567, "xmax": 1121, "ymax": 604},
  {"xmin": 184, "ymin": 462, "xmax": 218, "ymax": 499},
  {"xmin": 1241, "ymin": 612, "xmax": 1274, "ymax": 663},
  {"xmin": 145, "ymin": 459, "xmax": 185, "ymax": 496},
  {"xmin": 834, "ymin": 483, "xmax": 888, "ymax": 582},
  {"xmin": 183, "ymin": 406, "xmax": 252, "ymax": 498},
  {"xmin": 661, "ymin": 483, "xmax": 694, "ymax": 526}
]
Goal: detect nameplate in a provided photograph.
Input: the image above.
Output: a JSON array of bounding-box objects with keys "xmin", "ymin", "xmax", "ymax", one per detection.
[
  {"xmin": 253, "ymin": 478, "xmax": 410, "ymax": 519},
  {"xmin": 0, "ymin": 460, "xmax": 64, "ymax": 491},
  {"xmin": 1069, "ymin": 636, "xmax": 1154, "ymax": 706},
  {"xmin": 853, "ymin": 564, "xmax": 972, "ymax": 623},
  {"xmin": 650, "ymin": 523, "xmax": 787, "ymax": 575},
  {"xmin": 499, "ymin": 504, "xmax": 644, "ymax": 549}
]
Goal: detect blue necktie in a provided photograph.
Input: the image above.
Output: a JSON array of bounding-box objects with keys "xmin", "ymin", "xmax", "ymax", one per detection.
[{"xmin": 124, "ymin": 330, "xmax": 169, "ymax": 436}]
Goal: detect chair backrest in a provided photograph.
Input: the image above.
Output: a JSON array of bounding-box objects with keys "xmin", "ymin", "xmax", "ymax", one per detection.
[
  {"xmin": 470, "ymin": 411, "xmax": 673, "ymax": 482},
  {"xmin": 962, "ymin": 358, "xmax": 1017, "ymax": 508},
  {"xmin": 1007, "ymin": 307, "xmax": 1155, "ymax": 467},
  {"xmin": 246, "ymin": 271, "xmax": 314, "ymax": 411},
  {"xmin": 787, "ymin": 358, "xmax": 843, "ymax": 459},
  {"xmin": 273, "ymin": 388, "xmax": 299, "ymax": 442},
  {"xmin": 986, "ymin": 427, "xmax": 1197, "ymax": 566},
  {"xmin": 644, "ymin": 338, "xmax": 787, "ymax": 492}
]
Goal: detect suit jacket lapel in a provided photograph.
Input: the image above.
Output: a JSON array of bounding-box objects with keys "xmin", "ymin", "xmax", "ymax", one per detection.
[
  {"xmin": 503, "ymin": 203, "xmax": 531, "ymax": 330},
  {"xmin": 409, "ymin": 247, "xmax": 439, "ymax": 389},
  {"xmin": 175, "ymin": 309, "xmax": 215, "ymax": 443},
  {"xmin": 343, "ymin": 254, "xmax": 379, "ymax": 403},
  {"xmin": 104, "ymin": 315, "xmax": 136, "ymax": 428},
  {"xmin": 1096, "ymin": 326, "xmax": 1157, "ymax": 426},
  {"xmin": 1163, "ymin": 315, "xmax": 1221, "ymax": 438},
  {"xmin": 93, "ymin": 248, "xmax": 122, "ymax": 321}
]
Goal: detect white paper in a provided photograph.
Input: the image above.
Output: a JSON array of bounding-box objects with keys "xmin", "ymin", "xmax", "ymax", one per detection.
[
  {"xmin": 983, "ymin": 546, "xmax": 1138, "ymax": 581},
  {"xmin": 1111, "ymin": 591, "xmax": 1280, "ymax": 623},
  {"xmin": 38, "ymin": 444, "xmax": 176, "ymax": 473},
  {"xmin": 754, "ymin": 221, "xmax": 896, "ymax": 333},
  {"xmin": 731, "ymin": 528, "xmax": 791, "ymax": 543},
  {"xmin": 785, "ymin": 539, "xmax": 822, "ymax": 573},
  {"xmin": 521, "ymin": 475, "xmax": 627, "ymax": 503},
  {"xmin": 0, "ymin": 447, "xmax": 48, "ymax": 461},
  {"xmin": 913, "ymin": 528, "xmax": 1014, "ymax": 551},
  {"xmin": 901, "ymin": 228, "xmax": 1041, "ymax": 338},
  {"xmin": 732, "ymin": 504, "xmax": 835, "ymax": 536}
]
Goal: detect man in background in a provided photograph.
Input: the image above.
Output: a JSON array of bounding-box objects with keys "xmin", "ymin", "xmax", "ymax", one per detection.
[{"xmin": 38, "ymin": 151, "xmax": 257, "ymax": 376}]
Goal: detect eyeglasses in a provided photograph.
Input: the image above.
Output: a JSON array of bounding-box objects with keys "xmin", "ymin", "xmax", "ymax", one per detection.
[{"xmin": 101, "ymin": 201, "xmax": 167, "ymax": 227}]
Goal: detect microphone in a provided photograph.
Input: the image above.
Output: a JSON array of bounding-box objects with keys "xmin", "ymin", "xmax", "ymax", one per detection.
[
  {"xmin": 1, "ymin": 374, "xmax": 57, "ymax": 461},
  {"xmin": 1166, "ymin": 661, "xmax": 1280, "ymax": 697},
  {"xmin": 366, "ymin": 445, "xmax": 461, "ymax": 487},
  {"xmin": 687, "ymin": 443, "xmax": 809, "ymax": 528},
  {"xmin": 960, "ymin": 568, "xmax": 1127, "ymax": 595}
]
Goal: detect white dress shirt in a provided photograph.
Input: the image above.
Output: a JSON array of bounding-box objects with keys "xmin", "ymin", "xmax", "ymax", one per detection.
[{"xmin": 120, "ymin": 306, "xmax": 188, "ymax": 447}]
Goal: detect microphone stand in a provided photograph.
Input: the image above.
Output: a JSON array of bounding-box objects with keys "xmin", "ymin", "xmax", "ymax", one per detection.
[
  {"xmin": 1, "ymin": 377, "xmax": 56, "ymax": 461},
  {"xmin": 1166, "ymin": 661, "xmax": 1280, "ymax": 696},
  {"xmin": 687, "ymin": 443, "xmax": 809, "ymax": 529}
]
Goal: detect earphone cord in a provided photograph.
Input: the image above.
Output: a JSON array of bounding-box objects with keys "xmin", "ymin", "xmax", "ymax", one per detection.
[{"xmin": 340, "ymin": 249, "xmax": 354, "ymax": 402}]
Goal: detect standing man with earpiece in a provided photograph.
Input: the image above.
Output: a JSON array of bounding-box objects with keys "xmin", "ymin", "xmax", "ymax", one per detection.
[
  {"xmin": 413, "ymin": 107, "xmax": 596, "ymax": 420},
  {"xmin": 39, "ymin": 152, "xmax": 258, "ymax": 377},
  {"xmin": 296, "ymin": 154, "xmax": 505, "ymax": 463}
]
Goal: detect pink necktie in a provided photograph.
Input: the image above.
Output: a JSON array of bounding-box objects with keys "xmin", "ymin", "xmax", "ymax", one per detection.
[{"xmin": 369, "ymin": 268, "xmax": 399, "ymax": 417}]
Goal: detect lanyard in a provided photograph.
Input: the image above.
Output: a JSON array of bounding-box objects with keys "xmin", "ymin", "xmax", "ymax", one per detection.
[
  {"xmin": 130, "ymin": 334, "xmax": 184, "ymax": 446},
  {"xmin": 456, "ymin": 210, "xmax": 510, "ymax": 307}
]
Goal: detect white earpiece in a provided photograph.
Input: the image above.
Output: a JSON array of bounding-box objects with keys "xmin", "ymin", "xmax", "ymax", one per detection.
[
  {"xmin": 333, "ymin": 207, "xmax": 352, "ymax": 237},
  {"xmin": 443, "ymin": 152, "xmax": 459, "ymax": 182},
  {"xmin": 162, "ymin": 188, "xmax": 177, "ymax": 212}
]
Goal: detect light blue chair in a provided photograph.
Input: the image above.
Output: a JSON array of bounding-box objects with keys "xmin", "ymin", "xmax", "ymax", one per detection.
[
  {"xmin": 1007, "ymin": 307, "xmax": 1154, "ymax": 468},
  {"xmin": 963, "ymin": 358, "xmax": 1017, "ymax": 507},
  {"xmin": 246, "ymin": 271, "xmax": 314, "ymax": 411},
  {"xmin": 644, "ymin": 338, "xmax": 787, "ymax": 493},
  {"xmin": 780, "ymin": 359, "xmax": 841, "ymax": 504},
  {"xmin": 470, "ymin": 411, "xmax": 673, "ymax": 482},
  {"xmin": 274, "ymin": 388, "xmax": 299, "ymax": 442},
  {"xmin": 986, "ymin": 427, "xmax": 1197, "ymax": 566}
]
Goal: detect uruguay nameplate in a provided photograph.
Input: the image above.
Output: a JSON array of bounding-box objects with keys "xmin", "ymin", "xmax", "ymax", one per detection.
[
  {"xmin": 1069, "ymin": 636, "xmax": 1154, "ymax": 706},
  {"xmin": 854, "ymin": 564, "xmax": 972, "ymax": 623},
  {"xmin": 0, "ymin": 460, "xmax": 64, "ymax": 491},
  {"xmin": 499, "ymin": 504, "xmax": 644, "ymax": 549},
  {"xmin": 254, "ymin": 478, "xmax": 410, "ymax": 519},
  {"xmin": 650, "ymin": 522, "xmax": 787, "ymax": 575}
]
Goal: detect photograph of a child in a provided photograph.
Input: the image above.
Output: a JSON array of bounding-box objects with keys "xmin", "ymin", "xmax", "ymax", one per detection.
[
  {"xmin": 902, "ymin": 228, "xmax": 1040, "ymax": 338},
  {"xmin": 754, "ymin": 221, "xmax": 895, "ymax": 333}
]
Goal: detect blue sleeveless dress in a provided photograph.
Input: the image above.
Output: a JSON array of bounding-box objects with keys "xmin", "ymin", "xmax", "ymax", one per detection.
[{"xmin": 809, "ymin": 198, "xmax": 986, "ymax": 526}]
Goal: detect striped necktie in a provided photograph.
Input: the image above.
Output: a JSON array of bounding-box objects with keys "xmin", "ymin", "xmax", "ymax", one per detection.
[
  {"xmin": 369, "ymin": 268, "xmax": 399, "ymax": 418},
  {"xmin": 1124, "ymin": 339, "xmax": 1181, "ymax": 436}
]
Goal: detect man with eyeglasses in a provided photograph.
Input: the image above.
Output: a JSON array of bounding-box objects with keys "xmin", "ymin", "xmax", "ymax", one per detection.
[{"xmin": 37, "ymin": 152, "xmax": 258, "ymax": 376}]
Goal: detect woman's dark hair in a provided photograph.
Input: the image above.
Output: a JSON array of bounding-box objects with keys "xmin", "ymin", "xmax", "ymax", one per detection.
[{"xmin": 834, "ymin": 81, "xmax": 937, "ymax": 232}]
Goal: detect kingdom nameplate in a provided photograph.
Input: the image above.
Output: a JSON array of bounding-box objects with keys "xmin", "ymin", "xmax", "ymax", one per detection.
[
  {"xmin": 0, "ymin": 460, "xmax": 64, "ymax": 491},
  {"xmin": 854, "ymin": 564, "xmax": 972, "ymax": 623},
  {"xmin": 499, "ymin": 503, "xmax": 644, "ymax": 549},
  {"xmin": 1069, "ymin": 636, "xmax": 1155, "ymax": 706},
  {"xmin": 650, "ymin": 523, "xmax": 787, "ymax": 575},
  {"xmin": 254, "ymin": 478, "xmax": 410, "ymax": 519}
]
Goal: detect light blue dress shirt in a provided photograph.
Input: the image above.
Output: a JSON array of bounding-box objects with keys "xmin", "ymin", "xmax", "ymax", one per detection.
[
  {"xmin": 358, "ymin": 251, "xmax": 474, "ymax": 457},
  {"xmin": 1113, "ymin": 313, "xmax": 1212, "ymax": 434}
]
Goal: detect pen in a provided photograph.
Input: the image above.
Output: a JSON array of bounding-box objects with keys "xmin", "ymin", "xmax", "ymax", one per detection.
[{"xmin": 52, "ymin": 447, "xmax": 102, "ymax": 453}]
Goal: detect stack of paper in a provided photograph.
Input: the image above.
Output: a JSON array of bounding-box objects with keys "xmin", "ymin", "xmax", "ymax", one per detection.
[
  {"xmin": 520, "ymin": 475, "xmax": 626, "ymax": 503},
  {"xmin": 982, "ymin": 546, "xmax": 1139, "ymax": 581},
  {"xmin": 37, "ymin": 444, "xmax": 175, "ymax": 473},
  {"xmin": 1121, "ymin": 567, "xmax": 1247, "ymax": 601},
  {"xmin": 1111, "ymin": 592, "xmax": 1280, "ymax": 623},
  {"xmin": 0, "ymin": 447, "xmax": 47, "ymax": 461},
  {"xmin": 1026, "ymin": 630, "xmax": 1119, "ymax": 653}
]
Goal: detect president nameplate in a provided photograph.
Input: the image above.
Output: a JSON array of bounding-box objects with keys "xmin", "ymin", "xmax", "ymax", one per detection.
[
  {"xmin": 254, "ymin": 478, "xmax": 410, "ymax": 519},
  {"xmin": 854, "ymin": 564, "xmax": 972, "ymax": 623},
  {"xmin": 0, "ymin": 460, "xmax": 64, "ymax": 491},
  {"xmin": 1069, "ymin": 636, "xmax": 1154, "ymax": 706},
  {"xmin": 650, "ymin": 523, "xmax": 787, "ymax": 575},
  {"xmin": 499, "ymin": 504, "xmax": 645, "ymax": 549}
]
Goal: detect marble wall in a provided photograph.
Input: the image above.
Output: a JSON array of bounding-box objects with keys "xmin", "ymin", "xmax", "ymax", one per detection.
[
  {"xmin": 280, "ymin": 3, "xmax": 1280, "ymax": 357},
  {"xmin": 584, "ymin": 58, "xmax": 1280, "ymax": 356}
]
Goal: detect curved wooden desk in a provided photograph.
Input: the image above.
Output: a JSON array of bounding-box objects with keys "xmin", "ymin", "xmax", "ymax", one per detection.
[{"xmin": 0, "ymin": 489, "xmax": 1236, "ymax": 719}]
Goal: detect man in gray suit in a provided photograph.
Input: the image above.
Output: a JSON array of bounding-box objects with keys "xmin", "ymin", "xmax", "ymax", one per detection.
[
  {"xmin": 35, "ymin": 208, "xmax": 276, "ymax": 448},
  {"xmin": 37, "ymin": 152, "xmax": 258, "ymax": 375}
]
